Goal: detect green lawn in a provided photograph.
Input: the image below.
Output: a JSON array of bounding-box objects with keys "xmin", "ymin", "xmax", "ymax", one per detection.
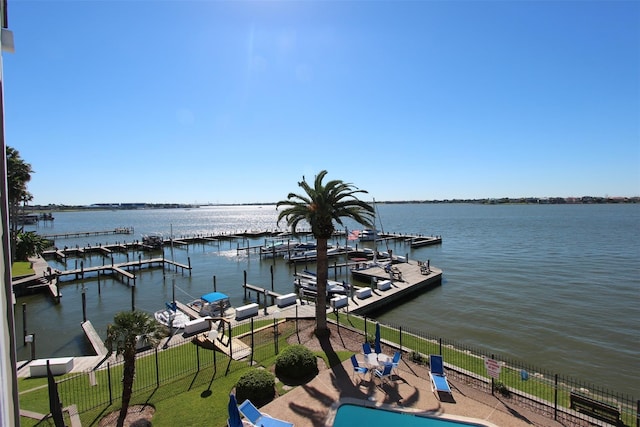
[
  {"xmin": 12, "ymin": 261, "xmax": 34, "ymax": 278},
  {"xmin": 18, "ymin": 323, "xmax": 352, "ymax": 427}
]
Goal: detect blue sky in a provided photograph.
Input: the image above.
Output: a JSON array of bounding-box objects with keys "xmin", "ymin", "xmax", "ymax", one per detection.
[{"xmin": 3, "ymin": 0, "xmax": 639, "ymax": 205}]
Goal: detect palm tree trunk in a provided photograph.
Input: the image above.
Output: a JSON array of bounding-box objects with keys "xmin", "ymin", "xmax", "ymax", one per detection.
[
  {"xmin": 117, "ymin": 348, "xmax": 136, "ymax": 427},
  {"xmin": 315, "ymin": 238, "xmax": 329, "ymax": 336}
]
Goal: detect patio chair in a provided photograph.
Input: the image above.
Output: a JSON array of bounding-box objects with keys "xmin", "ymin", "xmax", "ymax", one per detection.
[
  {"xmin": 238, "ymin": 399, "xmax": 294, "ymax": 427},
  {"xmin": 373, "ymin": 363, "xmax": 393, "ymax": 386},
  {"xmin": 350, "ymin": 354, "xmax": 369, "ymax": 383},
  {"xmin": 362, "ymin": 342, "xmax": 372, "ymax": 355},
  {"xmin": 429, "ymin": 354, "xmax": 452, "ymax": 399},
  {"xmin": 391, "ymin": 351, "xmax": 401, "ymax": 375}
]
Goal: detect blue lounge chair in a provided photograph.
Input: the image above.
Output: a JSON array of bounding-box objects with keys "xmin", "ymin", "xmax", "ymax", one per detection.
[
  {"xmin": 238, "ymin": 399, "xmax": 294, "ymax": 427},
  {"xmin": 429, "ymin": 354, "xmax": 452, "ymax": 399},
  {"xmin": 373, "ymin": 363, "xmax": 393, "ymax": 385},
  {"xmin": 391, "ymin": 351, "xmax": 401, "ymax": 375},
  {"xmin": 362, "ymin": 342, "xmax": 372, "ymax": 355},
  {"xmin": 350, "ymin": 354, "xmax": 369, "ymax": 383}
]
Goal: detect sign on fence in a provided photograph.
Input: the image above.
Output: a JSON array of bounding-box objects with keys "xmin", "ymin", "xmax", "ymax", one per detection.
[{"xmin": 484, "ymin": 357, "xmax": 501, "ymax": 378}]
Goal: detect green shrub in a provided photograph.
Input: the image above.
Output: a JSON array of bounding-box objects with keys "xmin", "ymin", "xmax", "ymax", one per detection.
[
  {"xmin": 275, "ymin": 344, "xmax": 318, "ymax": 381},
  {"xmin": 493, "ymin": 381, "xmax": 511, "ymax": 397},
  {"xmin": 366, "ymin": 333, "xmax": 376, "ymax": 345},
  {"xmin": 235, "ymin": 369, "xmax": 275, "ymax": 405}
]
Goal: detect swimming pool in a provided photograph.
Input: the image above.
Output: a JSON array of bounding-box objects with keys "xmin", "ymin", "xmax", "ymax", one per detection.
[{"xmin": 331, "ymin": 403, "xmax": 495, "ymax": 427}]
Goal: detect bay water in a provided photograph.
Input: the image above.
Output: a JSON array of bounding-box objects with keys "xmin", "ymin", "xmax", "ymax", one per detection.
[{"xmin": 15, "ymin": 203, "xmax": 640, "ymax": 397}]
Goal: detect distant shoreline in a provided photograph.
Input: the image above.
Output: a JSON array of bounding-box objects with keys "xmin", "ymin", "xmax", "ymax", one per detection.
[{"xmin": 21, "ymin": 196, "xmax": 640, "ymax": 212}]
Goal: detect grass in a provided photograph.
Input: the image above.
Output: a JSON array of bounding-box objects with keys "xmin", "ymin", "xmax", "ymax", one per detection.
[
  {"xmin": 12, "ymin": 261, "xmax": 34, "ymax": 278},
  {"xmin": 18, "ymin": 320, "xmax": 353, "ymax": 427}
]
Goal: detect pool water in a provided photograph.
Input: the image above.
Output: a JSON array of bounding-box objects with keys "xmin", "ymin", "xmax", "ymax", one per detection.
[{"xmin": 332, "ymin": 404, "xmax": 490, "ymax": 427}]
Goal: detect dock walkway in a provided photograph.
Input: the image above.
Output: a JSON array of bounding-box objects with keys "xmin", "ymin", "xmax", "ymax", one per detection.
[
  {"xmin": 54, "ymin": 258, "xmax": 190, "ymax": 283},
  {"xmin": 343, "ymin": 261, "xmax": 442, "ymax": 315},
  {"xmin": 81, "ymin": 321, "xmax": 108, "ymax": 357}
]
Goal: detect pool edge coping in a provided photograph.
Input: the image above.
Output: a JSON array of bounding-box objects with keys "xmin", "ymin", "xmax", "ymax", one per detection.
[{"xmin": 325, "ymin": 397, "xmax": 500, "ymax": 427}]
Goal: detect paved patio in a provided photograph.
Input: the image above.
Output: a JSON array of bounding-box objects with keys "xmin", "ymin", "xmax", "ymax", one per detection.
[{"xmin": 258, "ymin": 356, "xmax": 567, "ymax": 427}]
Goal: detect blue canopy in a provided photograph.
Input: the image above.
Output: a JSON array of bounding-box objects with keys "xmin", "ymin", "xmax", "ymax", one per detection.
[
  {"xmin": 228, "ymin": 393, "xmax": 242, "ymax": 427},
  {"xmin": 201, "ymin": 292, "xmax": 229, "ymax": 303}
]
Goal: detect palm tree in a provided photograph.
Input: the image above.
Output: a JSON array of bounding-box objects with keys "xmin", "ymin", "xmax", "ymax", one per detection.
[
  {"xmin": 15, "ymin": 231, "xmax": 49, "ymax": 261},
  {"xmin": 105, "ymin": 311, "xmax": 163, "ymax": 427},
  {"xmin": 277, "ymin": 170, "xmax": 374, "ymax": 336},
  {"xmin": 6, "ymin": 146, "xmax": 33, "ymax": 262}
]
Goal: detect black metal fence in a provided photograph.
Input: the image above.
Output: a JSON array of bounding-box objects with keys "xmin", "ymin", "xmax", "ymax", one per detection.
[
  {"xmin": 54, "ymin": 316, "xmax": 296, "ymax": 418},
  {"xmin": 352, "ymin": 314, "xmax": 638, "ymax": 427},
  {"xmin": 52, "ymin": 312, "xmax": 638, "ymax": 427}
]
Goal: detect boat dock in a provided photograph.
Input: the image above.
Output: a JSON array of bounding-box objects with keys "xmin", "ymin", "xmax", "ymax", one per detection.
[
  {"xmin": 41, "ymin": 227, "xmax": 134, "ymax": 240},
  {"xmin": 81, "ymin": 321, "xmax": 109, "ymax": 357},
  {"xmin": 16, "ymin": 260, "xmax": 441, "ymax": 377},
  {"xmin": 212, "ymin": 260, "xmax": 442, "ymax": 318},
  {"xmin": 40, "ymin": 229, "xmax": 441, "ymax": 260},
  {"xmin": 344, "ymin": 261, "xmax": 442, "ymax": 315},
  {"xmin": 53, "ymin": 257, "xmax": 191, "ymax": 284}
]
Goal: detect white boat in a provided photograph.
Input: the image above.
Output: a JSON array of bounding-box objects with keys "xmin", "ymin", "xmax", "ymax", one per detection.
[
  {"xmin": 142, "ymin": 233, "xmax": 164, "ymax": 249},
  {"xmin": 284, "ymin": 245, "xmax": 342, "ymax": 262},
  {"xmin": 359, "ymin": 228, "xmax": 379, "ymax": 242},
  {"xmin": 294, "ymin": 271, "xmax": 349, "ymax": 295},
  {"xmin": 154, "ymin": 302, "xmax": 191, "ymax": 329},
  {"xmin": 188, "ymin": 292, "xmax": 231, "ymax": 317},
  {"xmin": 260, "ymin": 240, "xmax": 300, "ymax": 257}
]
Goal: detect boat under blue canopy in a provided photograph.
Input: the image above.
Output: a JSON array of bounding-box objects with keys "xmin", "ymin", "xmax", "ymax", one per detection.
[{"xmin": 201, "ymin": 292, "xmax": 229, "ymax": 303}]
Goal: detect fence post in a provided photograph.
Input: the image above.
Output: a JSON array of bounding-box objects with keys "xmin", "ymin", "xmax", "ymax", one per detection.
[
  {"xmin": 273, "ymin": 318, "xmax": 278, "ymax": 355},
  {"xmin": 250, "ymin": 318, "xmax": 255, "ymax": 365},
  {"xmin": 107, "ymin": 363, "xmax": 113, "ymax": 405},
  {"xmin": 155, "ymin": 348, "xmax": 160, "ymax": 388},
  {"xmin": 636, "ymin": 399, "xmax": 639, "ymax": 427},
  {"xmin": 438, "ymin": 338, "xmax": 442, "ymax": 355},
  {"xmin": 196, "ymin": 344, "xmax": 200, "ymax": 372},
  {"xmin": 554, "ymin": 374, "xmax": 558, "ymax": 421},
  {"xmin": 490, "ymin": 354, "xmax": 495, "ymax": 396},
  {"xmin": 295, "ymin": 305, "xmax": 299, "ymax": 339},
  {"xmin": 399, "ymin": 326, "xmax": 402, "ymax": 351}
]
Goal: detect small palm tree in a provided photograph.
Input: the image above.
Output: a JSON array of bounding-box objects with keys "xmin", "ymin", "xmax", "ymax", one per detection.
[
  {"xmin": 277, "ymin": 170, "xmax": 374, "ymax": 336},
  {"xmin": 105, "ymin": 311, "xmax": 163, "ymax": 427},
  {"xmin": 15, "ymin": 231, "xmax": 49, "ymax": 261}
]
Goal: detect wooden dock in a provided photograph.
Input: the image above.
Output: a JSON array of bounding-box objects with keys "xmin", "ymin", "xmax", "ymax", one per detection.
[
  {"xmin": 233, "ymin": 261, "xmax": 442, "ymax": 318},
  {"xmin": 54, "ymin": 258, "xmax": 191, "ymax": 285},
  {"xmin": 409, "ymin": 236, "xmax": 443, "ymax": 248},
  {"xmin": 343, "ymin": 261, "xmax": 442, "ymax": 315},
  {"xmin": 81, "ymin": 320, "xmax": 109, "ymax": 357},
  {"xmin": 41, "ymin": 227, "xmax": 134, "ymax": 240}
]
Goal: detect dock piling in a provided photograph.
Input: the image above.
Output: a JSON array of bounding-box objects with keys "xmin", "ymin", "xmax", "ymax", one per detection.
[
  {"xmin": 82, "ymin": 288, "xmax": 87, "ymax": 323},
  {"xmin": 22, "ymin": 303, "xmax": 27, "ymax": 345}
]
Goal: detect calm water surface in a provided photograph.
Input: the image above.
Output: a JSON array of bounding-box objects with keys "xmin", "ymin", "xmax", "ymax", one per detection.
[{"xmin": 15, "ymin": 204, "xmax": 640, "ymax": 397}]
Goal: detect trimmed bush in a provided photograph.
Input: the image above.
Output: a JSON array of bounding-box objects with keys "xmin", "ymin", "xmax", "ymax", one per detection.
[
  {"xmin": 275, "ymin": 344, "xmax": 318, "ymax": 381},
  {"xmin": 235, "ymin": 369, "xmax": 276, "ymax": 405}
]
